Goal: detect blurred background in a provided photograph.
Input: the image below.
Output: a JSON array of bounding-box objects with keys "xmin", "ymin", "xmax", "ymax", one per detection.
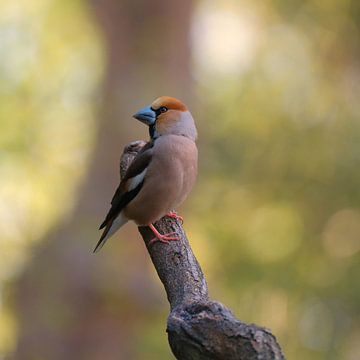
[{"xmin": 0, "ymin": 0, "xmax": 359, "ymax": 359}]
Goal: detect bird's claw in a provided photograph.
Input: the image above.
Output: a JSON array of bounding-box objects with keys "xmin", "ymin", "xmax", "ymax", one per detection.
[
  {"xmin": 148, "ymin": 224, "xmax": 181, "ymax": 246},
  {"xmin": 166, "ymin": 211, "xmax": 184, "ymax": 224},
  {"xmin": 148, "ymin": 232, "xmax": 180, "ymax": 246}
]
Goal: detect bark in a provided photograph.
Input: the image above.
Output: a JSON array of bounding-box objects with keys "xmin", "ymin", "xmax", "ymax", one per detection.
[{"xmin": 121, "ymin": 141, "xmax": 286, "ymax": 360}]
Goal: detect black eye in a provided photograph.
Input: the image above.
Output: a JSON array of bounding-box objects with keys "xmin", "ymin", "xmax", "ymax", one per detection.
[{"xmin": 160, "ymin": 106, "xmax": 168, "ymax": 113}]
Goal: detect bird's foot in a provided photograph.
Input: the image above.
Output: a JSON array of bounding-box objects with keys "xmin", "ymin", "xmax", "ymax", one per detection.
[
  {"xmin": 166, "ymin": 211, "xmax": 184, "ymax": 224},
  {"xmin": 148, "ymin": 224, "xmax": 181, "ymax": 245}
]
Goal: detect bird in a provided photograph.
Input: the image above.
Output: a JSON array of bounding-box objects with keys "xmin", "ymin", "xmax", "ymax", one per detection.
[{"xmin": 94, "ymin": 96, "xmax": 198, "ymax": 252}]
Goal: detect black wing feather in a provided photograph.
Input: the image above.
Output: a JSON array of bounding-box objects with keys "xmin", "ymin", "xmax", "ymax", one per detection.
[
  {"xmin": 99, "ymin": 181, "xmax": 144, "ymax": 230},
  {"xmin": 98, "ymin": 143, "xmax": 153, "ymax": 230}
]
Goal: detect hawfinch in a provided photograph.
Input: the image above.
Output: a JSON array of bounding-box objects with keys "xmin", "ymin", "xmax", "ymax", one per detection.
[{"xmin": 94, "ymin": 96, "xmax": 198, "ymax": 252}]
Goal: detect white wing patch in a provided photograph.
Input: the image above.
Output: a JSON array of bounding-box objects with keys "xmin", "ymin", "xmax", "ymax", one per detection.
[{"xmin": 128, "ymin": 168, "xmax": 147, "ymax": 191}]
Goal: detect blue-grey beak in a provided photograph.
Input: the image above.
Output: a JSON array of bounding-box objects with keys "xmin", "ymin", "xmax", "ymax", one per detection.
[{"xmin": 133, "ymin": 105, "xmax": 156, "ymax": 125}]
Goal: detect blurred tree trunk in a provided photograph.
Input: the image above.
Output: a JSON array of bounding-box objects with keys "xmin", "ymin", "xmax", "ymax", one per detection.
[{"xmin": 12, "ymin": 1, "xmax": 193, "ymax": 359}]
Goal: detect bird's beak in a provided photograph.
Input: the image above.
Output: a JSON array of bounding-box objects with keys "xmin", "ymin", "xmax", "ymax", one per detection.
[{"xmin": 133, "ymin": 105, "xmax": 156, "ymax": 125}]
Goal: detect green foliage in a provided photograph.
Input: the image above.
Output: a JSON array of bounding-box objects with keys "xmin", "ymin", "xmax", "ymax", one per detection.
[
  {"xmin": 0, "ymin": 0, "xmax": 102, "ymax": 353},
  {"xmin": 190, "ymin": 1, "xmax": 360, "ymax": 359}
]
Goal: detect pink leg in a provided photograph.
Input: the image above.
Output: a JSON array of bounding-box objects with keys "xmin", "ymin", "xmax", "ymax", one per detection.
[
  {"xmin": 148, "ymin": 223, "xmax": 180, "ymax": 245},
  {"xmin": 166, "ymin": 211, "xmax": 184, "ymax": 224}
]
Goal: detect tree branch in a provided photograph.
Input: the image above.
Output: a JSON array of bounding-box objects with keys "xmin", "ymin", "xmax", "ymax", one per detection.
[{"xmin": 120, "ymin": 141, "xmax": 286, "ymax": 360}]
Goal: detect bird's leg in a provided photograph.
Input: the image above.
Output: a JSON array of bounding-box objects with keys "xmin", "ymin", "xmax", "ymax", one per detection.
[
  {"xmin": 148, "ymin": 223, "xmax": 180, "ymax": 245},
  {"xmin": 166, "ymin": 211, "xmax": 184, "ymax": 224}
]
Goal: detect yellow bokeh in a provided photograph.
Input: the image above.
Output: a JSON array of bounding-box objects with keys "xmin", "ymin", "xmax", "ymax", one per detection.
[{"xmin": 245, "ymin": 204, "xmax": 303, "ymax": 263}]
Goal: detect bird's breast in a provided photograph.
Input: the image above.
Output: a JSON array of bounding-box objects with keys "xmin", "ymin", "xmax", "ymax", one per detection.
[{"xmin": 124, "ymin": 135, "xmax": 198, "ymax": 225}]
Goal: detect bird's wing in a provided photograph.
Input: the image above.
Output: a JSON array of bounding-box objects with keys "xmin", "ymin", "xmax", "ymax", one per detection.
[{"xmin": 99, "ymin": 143, "xmax": 153, "ymax": 230}]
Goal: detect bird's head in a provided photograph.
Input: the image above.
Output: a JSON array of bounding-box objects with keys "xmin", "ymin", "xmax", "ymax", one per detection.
[{"xmin": 133, "ymin": 96, "xmax": 197, "ymax": 141}]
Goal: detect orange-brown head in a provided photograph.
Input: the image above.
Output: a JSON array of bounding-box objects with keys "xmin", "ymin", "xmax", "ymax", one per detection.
[
  {"xmin": 151, "ymin": 96, "xmax": 187, "ymax": 113},
  {"xmin": 133, "ymin": 96, "xmax": 197, "ymax": 141}
]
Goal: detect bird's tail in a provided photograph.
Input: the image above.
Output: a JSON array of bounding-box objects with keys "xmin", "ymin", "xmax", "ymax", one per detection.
[{"xmin": 94, "ymin": 212, "xmax": 128, "ymax": 253}]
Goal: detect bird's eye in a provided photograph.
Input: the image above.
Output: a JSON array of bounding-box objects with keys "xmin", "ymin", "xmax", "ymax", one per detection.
[{"xmin": 160, "ymin": 106, "xmax": 168, "ymax": 113}]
